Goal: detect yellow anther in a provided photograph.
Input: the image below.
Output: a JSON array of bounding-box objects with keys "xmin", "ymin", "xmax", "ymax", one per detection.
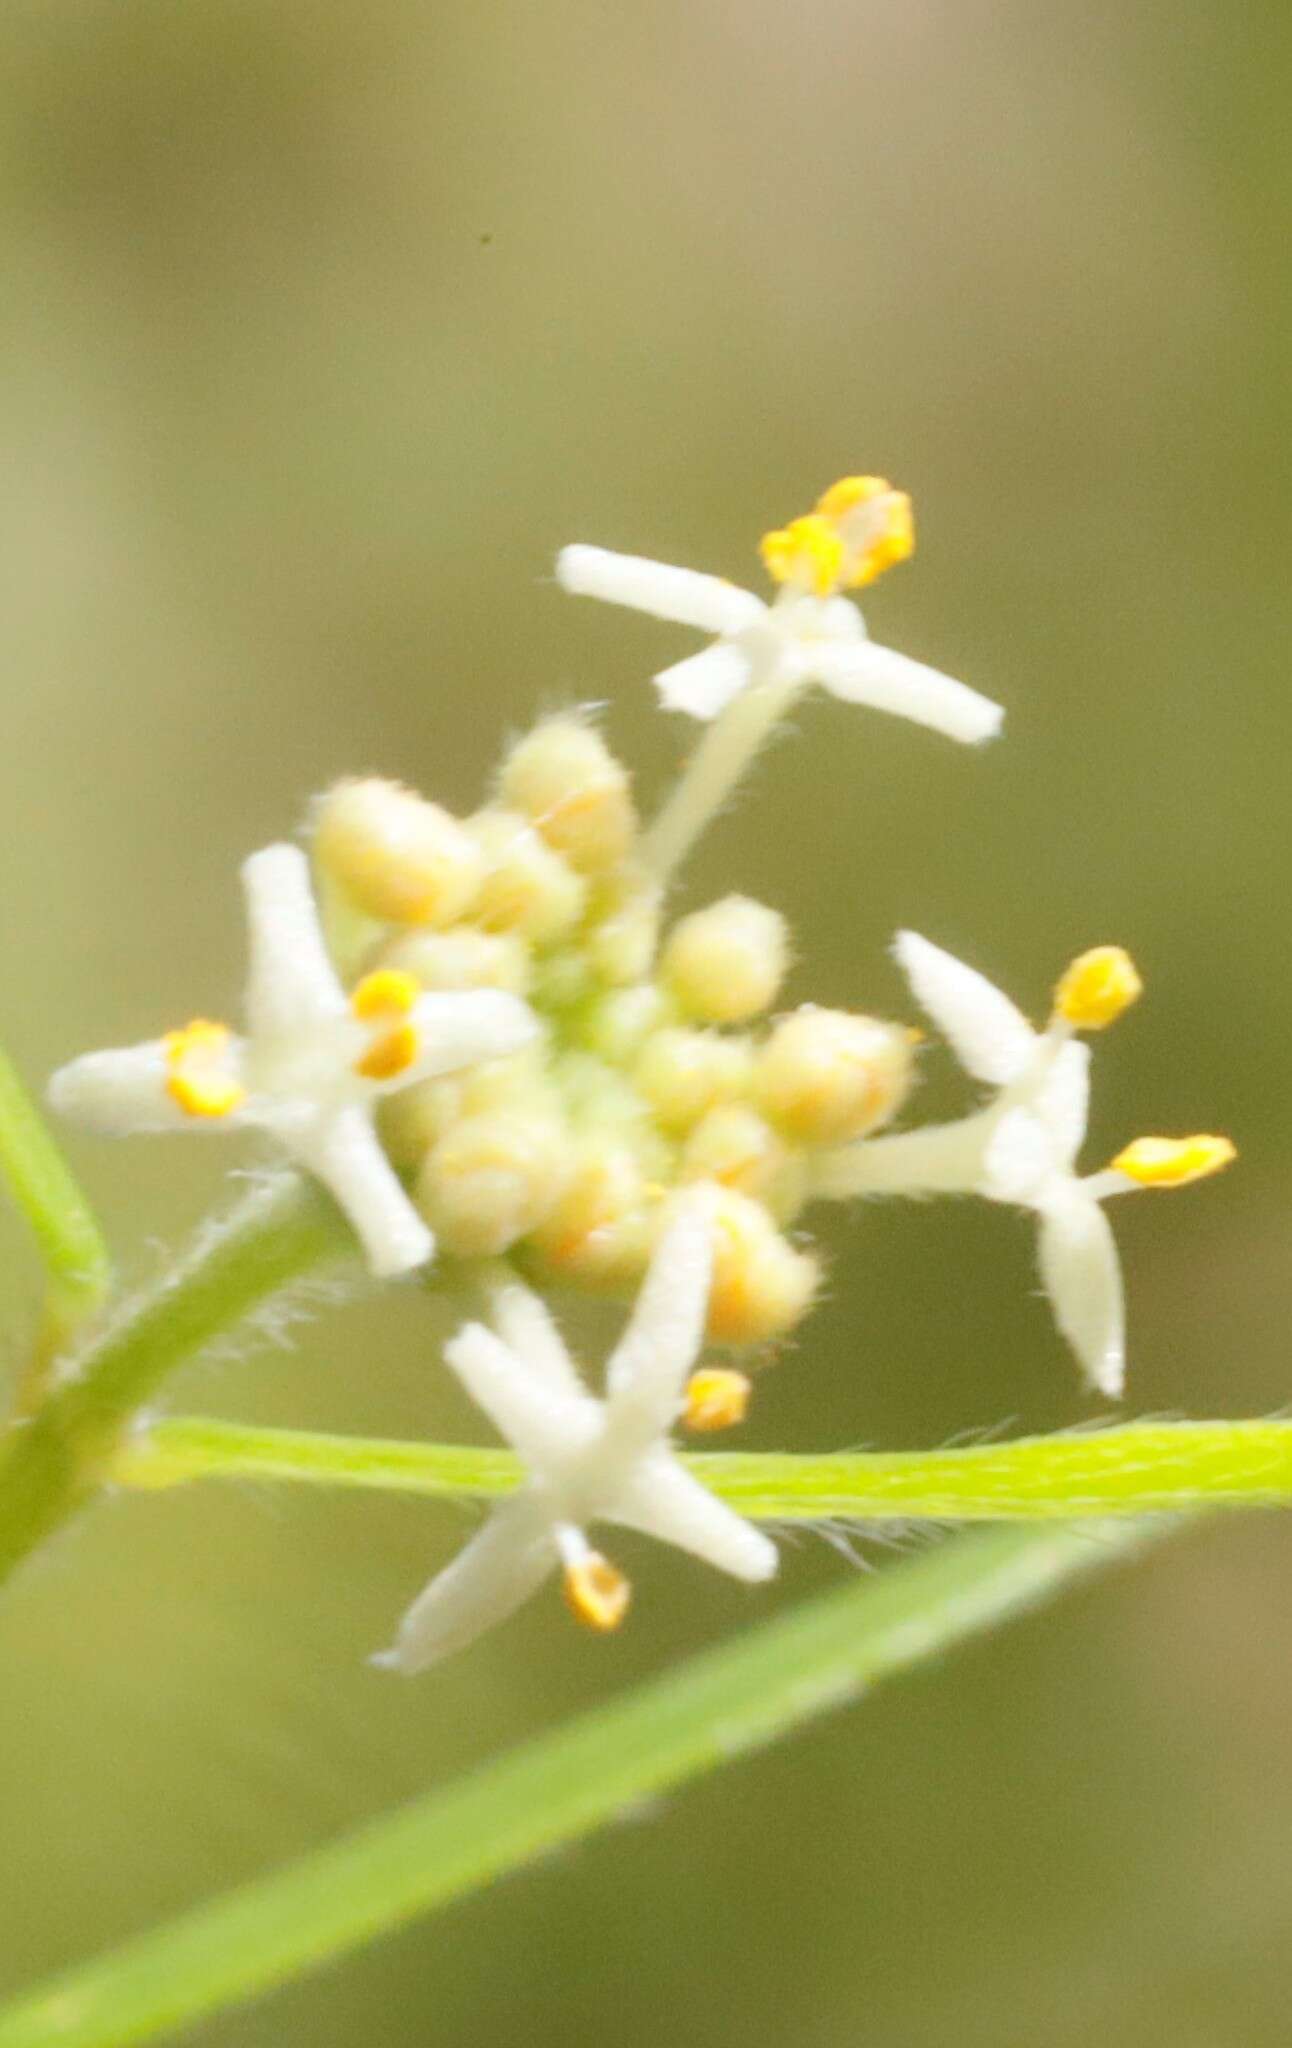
[
  {"xmin": 1110, "ymin": 1134, "xmax": 1237, "ymax": 1188},
  {"xmin": 562, "ymin": 1553, "xmax": 631, "ymax": 1632},
  {"xmin": 814, "ymin": 474, "xmax": 890, "ymax": 519},
  {"xmin": 683, "ymin": 1368, "xmax": 752, "ymax": 1433},
  {"xmin": 1053, "ymin": 947, "xmax": 1143, "ymax": 1031},
  {"xmin": 351, "ymin": 969, "xmax": 419, "ymax": 1020},
  {"xmin": 351, "ymin": 969, "xmax": 421, "ymax": 1081},
  {"xmin": 759, "ymin": 515, "xmax": 846, "ymax": 597},
  {"xmin": 163, "ymin": 1020, "xmax": 246, "ymax": 1119},
  {"xmin": 813, "ymin": 474, "xmax": 914, "ymax": 587}
]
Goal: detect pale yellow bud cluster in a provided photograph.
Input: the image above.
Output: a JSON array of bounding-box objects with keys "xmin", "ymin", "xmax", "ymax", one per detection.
[{"xmin": 310, "ymin": 714, "xmax": 920, "ymax": 1358}]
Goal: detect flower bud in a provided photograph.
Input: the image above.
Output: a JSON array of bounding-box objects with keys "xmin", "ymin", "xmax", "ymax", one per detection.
[
  {"xmin": 469, "ymin": 810, "xmax": 588, "ymax": 943},
  {"xmin": 313, "ymin": 779, "xmax": 483, "ymax": 927},
  {"xmin": 661, "ymin": 896, "xmax": 788, "ymax": 1024},
  {"xmin": 417, "ymin": 1110, "xmax": 568, "ymax": 1258},
  {"xmin": 529, "ymin": 1136, "xmax": 654, "ymax": 1288},
  {"xmin": 680, "ymin": 1104, "xmax": 807, "ymax": 1222},
  {"xmin": 500, "ymin": 716, "xmax": 637, "ymax": 872},
  {"xmin": 374, "ymin": 927, "xmax": 530, "ymax": 994},
  {"xmin": 634, "ymin": 1028, "xmax": 753, "ymax": 1135},
  {"xmin": 702, "ymin": 1188, "xmax": 820, "ymax": 1345},
  {"xmin": 755, "ymin": 1007, "xmax": 914, "ymax": 1145}
]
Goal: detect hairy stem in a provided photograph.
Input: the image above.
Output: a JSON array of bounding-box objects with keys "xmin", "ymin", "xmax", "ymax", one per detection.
[
  {"xmin": 0, "ymin": 1174, "xmax": 347, "ymax": 1589},
  {"xmin": 641, "ymin": 672, "xmax": 807, "ymax": 881},
  {"xmin": 0, "ymin": 1045, "xmax": 112, "ymax": 1401},
  {"xmin": 114, "ymin": 1415, "xmax": 1292, "ymax": 1521}
]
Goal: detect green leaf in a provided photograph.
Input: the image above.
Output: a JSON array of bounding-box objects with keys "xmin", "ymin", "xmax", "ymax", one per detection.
[{"xmin": 0, "ymin": 1517, "xmax": 1167, "ymax": 2048}]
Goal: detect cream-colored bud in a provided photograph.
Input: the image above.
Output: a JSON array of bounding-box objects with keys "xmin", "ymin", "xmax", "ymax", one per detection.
[
  {"xmin": 469, "ymin": 809, "xmax": 588, "ymax": 943},
  {"xmin": 680, "ymin": 1104, "xmax": 807, "ymax": 1222},
  {"xmin": 529, "ymin": 1136, "xmax": 654, "ymax": 1289},
  {"xmin": 578, "ymin": 985, "xmax": 674, "ymax": 1065},
  {"xmin": 374, "ymin": 927, "xmax": 530, "ymax": 995},
  {"xmin": 313, "ymin": 779, "xmax": 483, "ymax": 927},
  {"xmin": 756, "ymin": 1008, "xmax": 914, "ymax": 1145},
  {"xmin": 500, "ymin": 716, "xmax": 637, "ymax": 872},
  {"xmin": 661, "ymin": 897, "xmax": 788, "ymax": 1024},
  {"xmin": 634, "ymin": 1028, "xmax": 753, "ymax": 1135},
  {"xmin": 417, "ymin": 1110, "xmax": 569, "ymax": 1258},
  {"xmin": 703, "ymin": 1187, "xmax": 820, "ymax": 1345}
]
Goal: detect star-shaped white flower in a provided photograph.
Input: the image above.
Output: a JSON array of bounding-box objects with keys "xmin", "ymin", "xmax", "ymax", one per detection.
[
  {"xmin": 814, "ymin": 932, "xmax": 1234, "ymax": 1396},
  {"xmin": 379, "ymin": 1194, "xmax": 777, "ymax": 1670},
  {"xmin": 48, "ymin": 843, "xmax": 539, "ymax": 1278},
  {"xmin": 557, "ymin": 475, "xmax": 1002, "ymax": 744}
]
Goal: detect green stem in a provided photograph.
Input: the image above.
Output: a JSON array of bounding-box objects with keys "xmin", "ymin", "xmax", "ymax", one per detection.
[
  {"xmin": 0, "ymin": 1518, "xmax": 1162, "ymax": 2048},
  {"xmin": 0, "ymin": 1174, "xmax": 347, "ymax": 1589},
  {"xmin": 0, "ymin": 1044, "xmax": 112, "ymax": 1381},
  {"xmin": 114, "ymin": 1415, "xmax": 1292, "ymax": 1521},
  {"xmin": 641, "ymin": 672, "xmax": 807, "ymax": 881}
]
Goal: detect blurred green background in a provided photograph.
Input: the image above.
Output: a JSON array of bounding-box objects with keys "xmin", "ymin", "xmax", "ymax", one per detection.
[{"xmin": 1, "ymin": 1, "xmax": 1290, "ymax": 2041}]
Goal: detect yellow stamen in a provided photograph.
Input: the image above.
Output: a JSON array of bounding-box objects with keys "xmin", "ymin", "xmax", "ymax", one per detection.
[
  {"xmin": 814, "ymin": 474, "xmax": 891, "ymax": 520},
  {"xmin": 759, "ymin": 515, "xmax": 846, "ymax": 597},
  {"xmin": 1110, "ymin": 1135, "xmax": 1237, "ymax": 1187},
  {"xmin": 1053, "ymin": 946, "xmax": 1143, "ymax": 1031},
  {"xmin": 683, "ymin": 1368, "xmax": 752, "ymax": 1433},
  {"xmin": 163, "ymin": 1020, "xmax": 246, "ymax": 1119},
  {"xmin": 812, "ymin": 476, "xmax": 914, "ymax": 589},
  {"xmin": 351, "ymin": 969, "xmax": 421, "ymax": 1081},
  {"xmin": 351, "ymin": 969, "xmax": 420, "ymax": 1019},
  {"xmin": 562, "ymin": 1553, "xmax": 631, "ymax": 1632}
]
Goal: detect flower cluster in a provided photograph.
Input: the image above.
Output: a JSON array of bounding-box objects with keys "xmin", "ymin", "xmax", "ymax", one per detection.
[{"xmin": 48, "ymin": 477, "xmax": 1235, "ymax": 1662}]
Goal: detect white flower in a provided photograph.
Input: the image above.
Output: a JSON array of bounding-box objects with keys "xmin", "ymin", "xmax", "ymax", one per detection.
[
  {"xmin": 48, "ymin": 843, "xmax": 539, "ymax": 1278},
  {"xmin": 379, "ymin": 1194, "xmax": 777, "ymax": 1670},
  {"xmin": 814, "ymin": 932, "xmax": 1234, "ymax": 1396},
  {"xmin": 557, "ymin": 475, "xmax": 1002, "ymax": 744}
]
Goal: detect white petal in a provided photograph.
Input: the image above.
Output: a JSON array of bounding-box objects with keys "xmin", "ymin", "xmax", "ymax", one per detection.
[
  {"xmin": 444, "ymin": 1321, "xmax": 594, "ymax": 1468},
  {"xmin": 654, "ymin": 643, "xmax": 751, "ymax": 719},
  {"xmin": 378, "ymin": 1498, "xmax": 555, "ymax": 1671},
  {"xmin": 605, "ymin": 1196, "xmax": 713, "ymax": 1441},
  {"xmin": 292, "ymin": 1103, "xmax": 433, "ymax": 1276},
  {"xmin": 556, "ymin": 546, "xmax": 766, "ymax": 636},
  {"xmin": 47, "ymin": 1042, "xmax": 239, "ymax": 1136},
  {"xmin": 1036, "ymin": 1193, "xmax": 1126, "ymax": 1397},
  {"xmin": 811, "ymin": 1115, "xmax": 991, "ymax": 1199},
  {"xmin": 612, "ymin": 1450, "xmax": 778, "ymax": 1583},
  {"xmin": 242, "ymin": 843, "xmax": 344, "ymax": 1043},
  {"xmin": 894, "ymin": 931, "xmax": 1037, "ymax": 1086},
  {"xmin": 1034, "ymin": 1040, "xmax": 1090, "ymax": 1166},
  {"xmin": 482, "ymin": 1272, "xmax": 584, "ymax": 1401},
  {"xmin": 397, "ymin": 990, "xmax": 540, "ymax": 1089},
  {"xmin": 981, "ymin": 1108, "xmax": 1056, "ymax": 1205},
  {"xmin": 812, "ymin": 641, "xmax": 1003, "ymax": 745}
]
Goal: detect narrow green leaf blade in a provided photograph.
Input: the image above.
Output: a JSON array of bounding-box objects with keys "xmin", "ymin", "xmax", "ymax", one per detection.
[{"xmin": 0, "ymin": 1518, "xmax": 1167, "ymax": 2048}]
